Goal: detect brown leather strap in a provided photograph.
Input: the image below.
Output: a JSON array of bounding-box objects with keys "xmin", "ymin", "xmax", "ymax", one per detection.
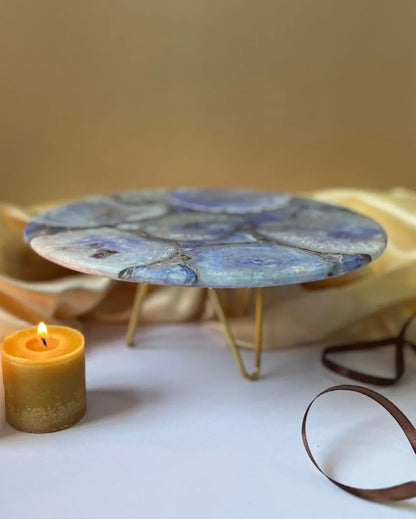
[
  {"xmin": 302, "ymin": 385, "xmax": 416, "ymax": 502},
  {"xmin": 322, "ymin": 314, "xmax": 416, "ymax": 386}
]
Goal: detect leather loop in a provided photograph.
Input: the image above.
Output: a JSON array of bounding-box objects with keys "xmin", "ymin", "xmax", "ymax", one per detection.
[
  {"xmin": 322, "ymin": 314, "xmax": 416, "ymax": 386},
  {"xmin": 302, "ymin": 385, "xmax": 416, "ymax": 502}
]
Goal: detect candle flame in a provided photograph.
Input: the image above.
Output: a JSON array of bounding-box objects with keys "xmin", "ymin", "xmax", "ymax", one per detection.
[{"xmin": 37, "ymin": 322, "xmax": 48, "ymax": 340}]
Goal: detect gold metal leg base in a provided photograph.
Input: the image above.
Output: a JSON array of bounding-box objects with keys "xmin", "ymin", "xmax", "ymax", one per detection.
[
  {"xmin": 125, "ymin": 283, "xmax": 264, "ymax": 381},
  {"xmin": 208, "ymin": 287, "xmax": 263, "ymax": 381},
  {"xmin": 125, "ymin": 283, "xmax": 149, "ymax": 346}
]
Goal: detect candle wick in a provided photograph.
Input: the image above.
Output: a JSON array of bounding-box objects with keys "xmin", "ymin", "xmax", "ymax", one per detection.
[{"xmin": 41, "ymin": 337, "xmax": 47, "ymax": 347}]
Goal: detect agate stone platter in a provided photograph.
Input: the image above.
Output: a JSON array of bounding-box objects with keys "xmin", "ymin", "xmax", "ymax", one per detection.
[{"xmin": 24, "ymin": 189, "xmax": 387, "ymax": 288}]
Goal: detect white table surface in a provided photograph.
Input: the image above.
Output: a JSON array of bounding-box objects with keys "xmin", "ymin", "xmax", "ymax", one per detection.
[{"xmin": 1, "ymin": 322, "xmax": 415, "ymax": 519}]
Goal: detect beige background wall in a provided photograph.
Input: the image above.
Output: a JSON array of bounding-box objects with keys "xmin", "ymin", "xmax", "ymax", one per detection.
[{"xmin": 1, "ymin": 0, "xmax": 415, "ymax": 205}]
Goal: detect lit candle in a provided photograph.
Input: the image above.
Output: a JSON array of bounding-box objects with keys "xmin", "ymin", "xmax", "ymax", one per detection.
[{"xmin": 1, "ymin": 323, "xmax": 86, "ymax": 433}]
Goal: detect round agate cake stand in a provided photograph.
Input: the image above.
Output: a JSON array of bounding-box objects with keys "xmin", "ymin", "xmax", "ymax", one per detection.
[{"xmin": 24, "ymin": 188, "xmax": 387, "ymax": 380}]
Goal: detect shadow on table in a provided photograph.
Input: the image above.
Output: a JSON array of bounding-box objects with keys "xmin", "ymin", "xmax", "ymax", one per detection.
[
  {"xmin": 83, "ymin": 323, "xmax": 128, "ymax": 351},
  {"xmin": 82, "ymin": 387, "xmax": 163, "ymax": 425},
  {"xmin": 0, "ymin": 423, "xmax": 19, "ymax": 439}
]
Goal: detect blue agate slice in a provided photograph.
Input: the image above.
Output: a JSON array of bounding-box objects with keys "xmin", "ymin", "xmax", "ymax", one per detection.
[{"xmin": 167, "ymin": 188, "xmax": 292, "ymax": 214}]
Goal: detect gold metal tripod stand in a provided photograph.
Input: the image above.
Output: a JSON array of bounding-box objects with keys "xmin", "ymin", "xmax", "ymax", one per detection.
[{"xmin": 125, "ymin": 284, "xmax": 264, "ymax": 381}]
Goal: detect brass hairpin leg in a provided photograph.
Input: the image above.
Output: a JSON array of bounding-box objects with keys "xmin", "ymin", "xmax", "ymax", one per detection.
[
  {"xmin": 125, "ymin": 283, "xmax": 149, "ymax": 346},
  {"xmin": 208, "ymin": 287, "xmax": 263, "ymax": 381}
]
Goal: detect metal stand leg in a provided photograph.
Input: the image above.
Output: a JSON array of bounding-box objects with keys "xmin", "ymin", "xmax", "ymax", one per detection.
[
  {"xmin": 208, "ymin": 287, "xmax": 263, "ymax": 381},
  {"xmin": 125, "ymin": 283, "xmax": 149, "ymax": 346}
]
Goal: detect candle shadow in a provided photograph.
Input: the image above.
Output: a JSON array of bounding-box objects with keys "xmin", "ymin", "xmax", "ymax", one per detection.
[
  {"xmin": 81, "ymin": 387, "xmax": 163, "ymax": 425},
  {"xmin": 0, "ymin": 422, "xmax": 21, "ymax": 439}
]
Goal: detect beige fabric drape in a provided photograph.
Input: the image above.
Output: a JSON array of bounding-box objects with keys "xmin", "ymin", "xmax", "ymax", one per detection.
[{"xmin": 1, "ymin": 188, "xmax": 415, "ymax": 347}]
